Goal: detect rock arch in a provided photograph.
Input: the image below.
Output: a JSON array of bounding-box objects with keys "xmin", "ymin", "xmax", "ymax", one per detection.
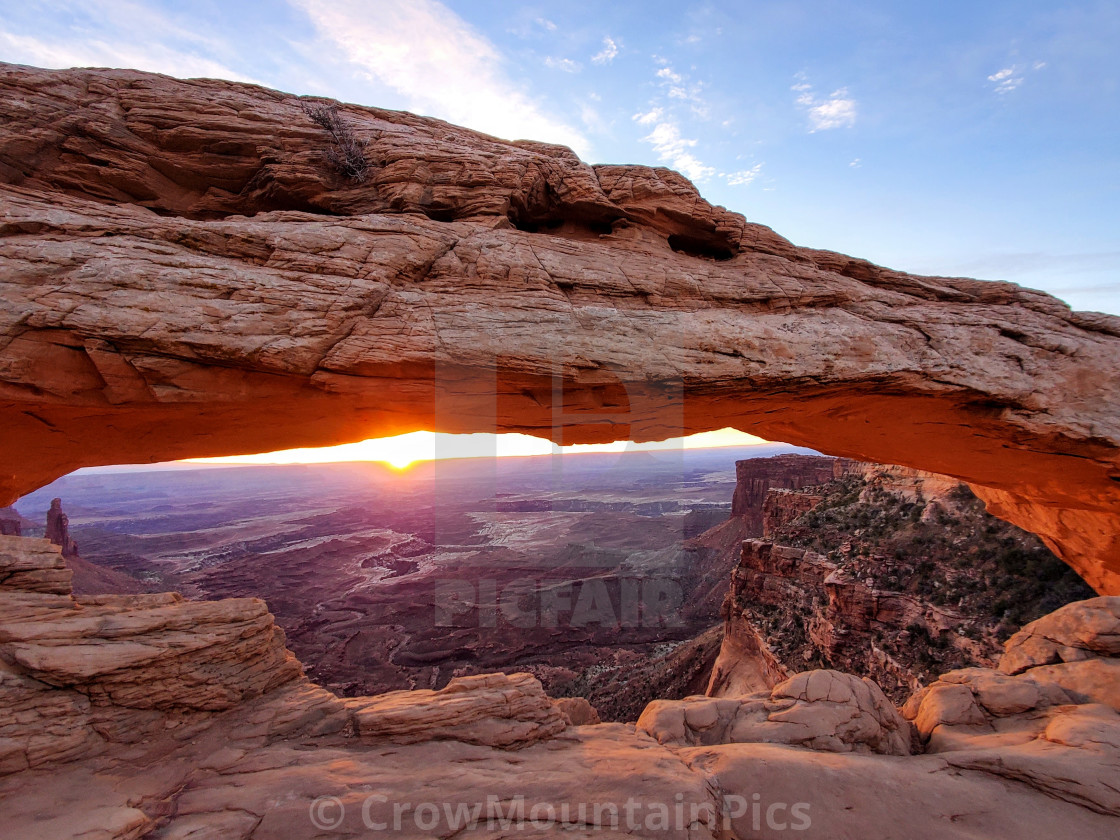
[{"xmin": 1, "ymin": 64, "xmax": 1118, "ymax": 592}]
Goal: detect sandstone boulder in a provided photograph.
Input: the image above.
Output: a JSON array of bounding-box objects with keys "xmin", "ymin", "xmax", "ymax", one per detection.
[
  {"xmin": 995, "ymin": 596, "xmax": 1120, "ymax": 710},
  {"xmin": 346, "ymin": 672, "xmax": 567, "ymax": 748},
  {"xmin": 1000, "ymin": 596, "xmax": 1120, "ymax": 673},
  {"xmin": 638, "ymin": 669, "xmax": 911, "ymax": 755},
  {"xmin": 0, "ymin": 535, "xmax": 71, "ymax": 595},
  {"xmin": 554, "ymin": 696, "xmax": 602, "ymax": 726}
]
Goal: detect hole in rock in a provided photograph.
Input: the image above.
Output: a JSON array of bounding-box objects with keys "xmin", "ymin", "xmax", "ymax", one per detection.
[
  {"xmin": 667, "ymin": 233, "xmax": 736, "ymax": 261},
  {"xmin": 420, "ymin": 206, "xmax": 456, "ymax": 222},
  {"xmin": 11, "ymin": 428, "xmax": 1092, "ymax": 723}
]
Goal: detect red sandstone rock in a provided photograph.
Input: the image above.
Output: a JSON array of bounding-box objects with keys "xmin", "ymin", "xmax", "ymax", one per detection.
[
  {"xmin": 640, "ymin": 669, "xmax": 912, "ymax": 755},
  {"xmin": 0, "ymin": 64, "xmax": 1118, "ymax": 591},
  {"xmin": 731, "ymin": 455, "xmax": 839, "ymax": 533},
  {"xmin": 0, "ymin": 535, "xmax": 71, "ymax": 594},
  {"xmin": 762, "ymin": 487, "xmax": 825, "ymax": 538},
  {"xmin": 0, "ymin": 507, "xmax": 23, "ymax": 537},
  {"xmin": 44, "ymin": 498, "xmax": 78, "ymax": 559},
  {"xmin": 346, "ymin": 672, "xmax": 567, "ymax": 748},
  {"xmin": 2, "ymin": 534, "xmax": 1120, "ymax": 837},
  {"xmin": 709, "ymin": 538, "xmax": 986, "ymax": 700}
]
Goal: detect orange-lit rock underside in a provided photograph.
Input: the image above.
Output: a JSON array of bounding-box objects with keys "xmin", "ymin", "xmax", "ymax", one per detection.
[{"xmin": 1, "ymin": 64, "xmax": 1118, "ymax": 592}]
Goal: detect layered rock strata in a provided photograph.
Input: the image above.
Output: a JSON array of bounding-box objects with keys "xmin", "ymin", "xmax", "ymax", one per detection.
[
  {"xmin": 731, "ymin": 455, "xmax": 844, "ymax": 533},
  {"xmin": 640, "ymin": 669, "xmax": 911, "ymax": 755},
  {"xmin": 44, "ymin": 497, "xmax": 78, "ymax": 558},
  {"xmin": 1, "ymin": 64, "xmax": 1119, "ymax": 591},
  {"xmin": 2, "ymin": 536, "xmax": 1120, "ymax": 837}
]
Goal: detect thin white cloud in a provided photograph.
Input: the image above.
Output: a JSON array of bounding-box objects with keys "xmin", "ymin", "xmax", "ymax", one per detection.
[
  {"xmin": 544, "ymin": 56, "xmax": 580, "ymax": 73},
  {"xmin": 988, "ymin": 67, "xmax": 1023, "ymax": 94},
  {"xmin": 793, "ymin": 76, "xmax": 857, "ymax": 132},
  {"xmin": 987, "ymin": 60, "xmax": 1047, "ymax": 95},
  {"xmin": 535, "ymin": 17, "xmax": 557, "ymax": 32},
  {"xmin": 849, "ymin": 158, "xmax": 862, "ymax": 168},
  {"xmin": 724, "ymin": 164, "xmax": 762, "ymax": 186},
  {"xmin": 633, "ymin": 107, "xmax": 663, "ymax": 126},
  {"xmin": 579, "ymin": 102, "xmax": 608, "ymax": 134},
  {"xmin": 636, "ymin": 116, "xmax": 715, "ymax": 183},
  {"xmin": 655, "ymin": 63, "xmax": 706, "ymax": 115},
  {"xmin": 591, "ymin": 37, "xmax": 618, "ymax": 65},
  {"xmin": 292, "ymin": 0, "xmax": 589, "ymax": 157},
  {"xmin": 0, "ymin": 3, "xmax": 256, "ymax": 83}
]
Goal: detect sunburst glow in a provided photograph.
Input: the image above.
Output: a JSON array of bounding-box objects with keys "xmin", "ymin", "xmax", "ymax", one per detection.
[{"xmin": 185, "ymin": 428, "xmax": 769, "ymax": 469}]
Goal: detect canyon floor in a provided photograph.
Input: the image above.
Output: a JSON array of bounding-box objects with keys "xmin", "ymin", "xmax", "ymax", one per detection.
[{"xmin": 16, "ymin": 445, "xmax": 798, "ymax": 708}]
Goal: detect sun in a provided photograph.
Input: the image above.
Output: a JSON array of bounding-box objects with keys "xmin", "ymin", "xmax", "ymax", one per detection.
[{"xmin": 384, "ymin": 453, "xmax": 417, "ymax": 470}]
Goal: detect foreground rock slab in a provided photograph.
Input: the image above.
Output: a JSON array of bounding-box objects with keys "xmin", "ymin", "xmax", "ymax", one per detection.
[{"xmin": 2, "ymin": 540, "xmax": 1120, "ymax": 837}]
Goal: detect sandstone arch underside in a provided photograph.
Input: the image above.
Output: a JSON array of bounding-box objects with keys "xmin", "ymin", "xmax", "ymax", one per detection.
[{"xmin": 1, "ymin": 64, "xmax": 1119, "ymax": 592}]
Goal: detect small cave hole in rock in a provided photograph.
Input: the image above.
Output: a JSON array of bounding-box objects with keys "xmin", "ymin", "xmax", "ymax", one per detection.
[{"xmin": 667, "ymin": 233, "xmax": 736, "ymax": 261}]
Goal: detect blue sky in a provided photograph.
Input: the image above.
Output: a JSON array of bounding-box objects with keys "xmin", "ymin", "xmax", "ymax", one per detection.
[{"xmin": 1, "ymin": 0, "xmax": 1117, "ymax": 315}]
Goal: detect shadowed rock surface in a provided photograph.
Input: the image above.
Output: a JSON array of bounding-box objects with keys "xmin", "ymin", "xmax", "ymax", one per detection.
[{"xmin": 1, "ymin": 64, "xmax": 1119, "ymax": 591}]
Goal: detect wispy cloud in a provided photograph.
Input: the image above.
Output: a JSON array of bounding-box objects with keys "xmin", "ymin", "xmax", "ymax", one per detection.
[
  {"xmin": 793, "ymin": 75, "xmax": 857, "ymax": 132},
  {"xmin": 988, "ymin": 67, "xmax": 1023, "ymax": 94},
  {"xmin": 653, "ymin": 63, "xmax": 707, "ymax": 115},
  {"xmin": 724, "ymin": 164, "xmax": 762, "ymax": 186},
  {"xmin": 591, "ymin": 37, "xmax": 618, "ymax": 65},
  {"xmin": 0, "ymin": 0, "xmax": 256, "ymax": 83},
  {"xmin": 292, "ymin": 0, "xmax": 589, "ymax": 156},
  {"xmin": 988, "ymin": 60, "xmax": 1046, "ymax": 95},
  {"xmin": 544, "ymin": 56, "xmax": 580, "ymax": 73},
  {"xmin": 632, "ymin": 110, "xmax": 714, "ymax": 183}
]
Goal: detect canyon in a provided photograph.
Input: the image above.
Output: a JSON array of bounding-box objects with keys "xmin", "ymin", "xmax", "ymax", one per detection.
[
  {"xmin": 2, "ymin": 62, "xmax": 1120, "ymax": 838},
  {"xmin": 14, "ymin": 446, "xmax": 769, "ymax": 703},
  {"xmin": 707, "ymin": 459, "xmax": 1093, "ymax": 702},
  {"xmin": 2, "ymin": 530, "xmax": 1120, "ymax": 838}
]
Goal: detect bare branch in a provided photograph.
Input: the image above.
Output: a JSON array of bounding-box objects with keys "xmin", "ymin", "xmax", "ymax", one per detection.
[{"xmin": 301, "ymin": 101, "xmax": 370, "ymax": 183}]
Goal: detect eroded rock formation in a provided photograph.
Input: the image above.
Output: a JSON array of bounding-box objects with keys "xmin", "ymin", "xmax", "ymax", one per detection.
[
  {"xmin": 731, "ymin": 455, "xmax": 844, "ymax": 532},
  {"xmin": 0, "ymin": 507, "xmax": 23, "ymax": 537},
  {"xmin": 706, "ymin": 461, "xmax": 1094, "ymax": 701},
  {"xmin": 3, "ymin": 535, "xmax": 1120, "ymax": 838},
  {"xmin": 0, "ymin": 64, "xmax": 1118, "ymax": 590},
  {"xmin": 44, "ymin": 497, "xmax": 78, "ymax": 558},
  {"xmin": 639, "ymin": 669, "xmax": 912, "ymax": 756}
]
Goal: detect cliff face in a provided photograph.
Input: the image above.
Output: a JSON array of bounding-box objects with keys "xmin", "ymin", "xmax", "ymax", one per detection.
[
  {"xmin": 0, "ymin": 507, "xmax": 22, "ymax": 537},
  {"xmin": 730, "ymin": 455, "xmax": 842, "ymax": 533},
  {"xmin": 709, "ymin": 464, "xmax": 1095, "ymax": 701},
  {"xmin": 762, "ymin": 487, "xmax": 825, "ymax": 537},
  {"xmin": 1, "ymin": 64, "xmax": 1119, "ymax": 591}
]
